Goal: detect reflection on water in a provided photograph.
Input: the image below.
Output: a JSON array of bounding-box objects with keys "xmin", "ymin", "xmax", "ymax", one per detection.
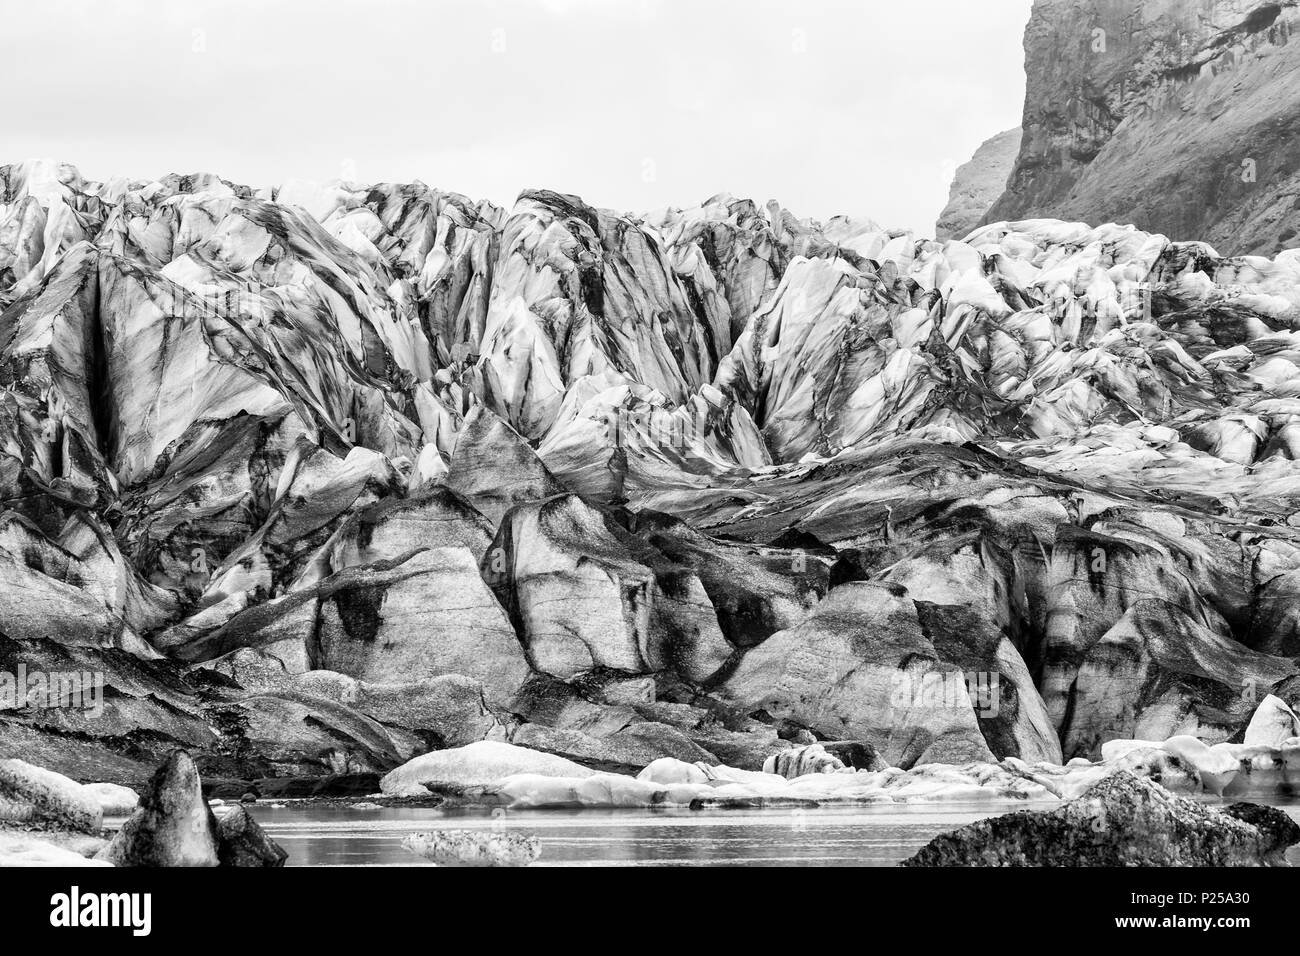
[{"xmin": 246, "ymin": 801, "xmax": 1300, "ymax": 867}]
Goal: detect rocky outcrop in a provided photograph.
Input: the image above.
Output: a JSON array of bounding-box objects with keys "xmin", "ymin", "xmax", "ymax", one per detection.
[
  {"xmin": 903, "ymin": 771, "xmax": 1300, "ymax": 866},
  {"xmin": 936, "ymin": 127, "xmax": 1021, "ymax": 241},
  {"xmin": 215, "ymin": 806, "xmax": 288, "ymax": 867},
  {"xmin": 983, "ymin": 0, "xmax": 1300, "ymax": 255},
  {"xmin": 96, "ymin": 751, "xmax": 220, "ymax": 866},
  {"xmin": 94, "ymin": 750, "xmax": 288, "ymax": 867}
]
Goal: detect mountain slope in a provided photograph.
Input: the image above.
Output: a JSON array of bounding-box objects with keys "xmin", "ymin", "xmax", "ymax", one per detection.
[
  {"xmin": 983, "ymin": 0, "xmax": 1300, "ymax": 256},
  {"xmin": 936, "ymin": 127, "xmax": 1021, "ymax": 241}
]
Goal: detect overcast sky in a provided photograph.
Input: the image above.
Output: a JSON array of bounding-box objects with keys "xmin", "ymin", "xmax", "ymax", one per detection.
[{"xmin": 1, "ymin": 0, "xmax": 1032, "ymax": 235}]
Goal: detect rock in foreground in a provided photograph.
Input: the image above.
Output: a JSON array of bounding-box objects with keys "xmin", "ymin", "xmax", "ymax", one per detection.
[
  {"xmin": 216, "ymin": 807, "xmax": 289, "ymax": 867},
  {"xmin": 96, "ymin": 750, "xmax": 290, "ymax": 866},
  {"xmin": 401, "ymin": 829, "xmax": 540, "ymax": 867},
  {"xmin": 96, "ymin": 750, "xmax": 221, "ymax": 867},
  {"xmin": 903, "ymin": 771, "xmax": 1300, "ymax": 867}
]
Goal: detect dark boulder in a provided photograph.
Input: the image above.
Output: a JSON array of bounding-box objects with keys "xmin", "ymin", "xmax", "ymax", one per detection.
[
  {"xmin": 904, "ymin": 771, "xmax": 1299, "ymax": 867},
  {"xmin": 95, "ymin": 750, "xmax": 220, "ymax": 867},
  {"xmin": 216, "ymin": 806, "xmax": 288, "ymax": 867}
]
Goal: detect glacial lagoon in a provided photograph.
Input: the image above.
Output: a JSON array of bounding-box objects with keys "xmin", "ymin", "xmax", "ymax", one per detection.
[{"xmin": 218, "ymin": 801, "xmax": 1300, "ymax": 867}]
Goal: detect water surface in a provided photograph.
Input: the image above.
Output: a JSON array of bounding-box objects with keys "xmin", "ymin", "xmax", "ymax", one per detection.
[{"xmin": 247, "ymin": 801, "xmax": 1300, "ymax": 866}]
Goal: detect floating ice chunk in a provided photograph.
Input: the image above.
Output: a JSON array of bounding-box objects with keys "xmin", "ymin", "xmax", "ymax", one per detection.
[{"xmin": 1243, "ymin": 694, "xmax": 1300, "ymax": 748}]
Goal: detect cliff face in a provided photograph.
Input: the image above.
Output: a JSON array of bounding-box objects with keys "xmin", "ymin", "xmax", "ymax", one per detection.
[
  {"xmin": 935, "ymin": 127, "xmax": 1022, "ymax": 241},
  {"xmin": 984, "ymin": 0, "xmax": 1300, "ymax": 255}
]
